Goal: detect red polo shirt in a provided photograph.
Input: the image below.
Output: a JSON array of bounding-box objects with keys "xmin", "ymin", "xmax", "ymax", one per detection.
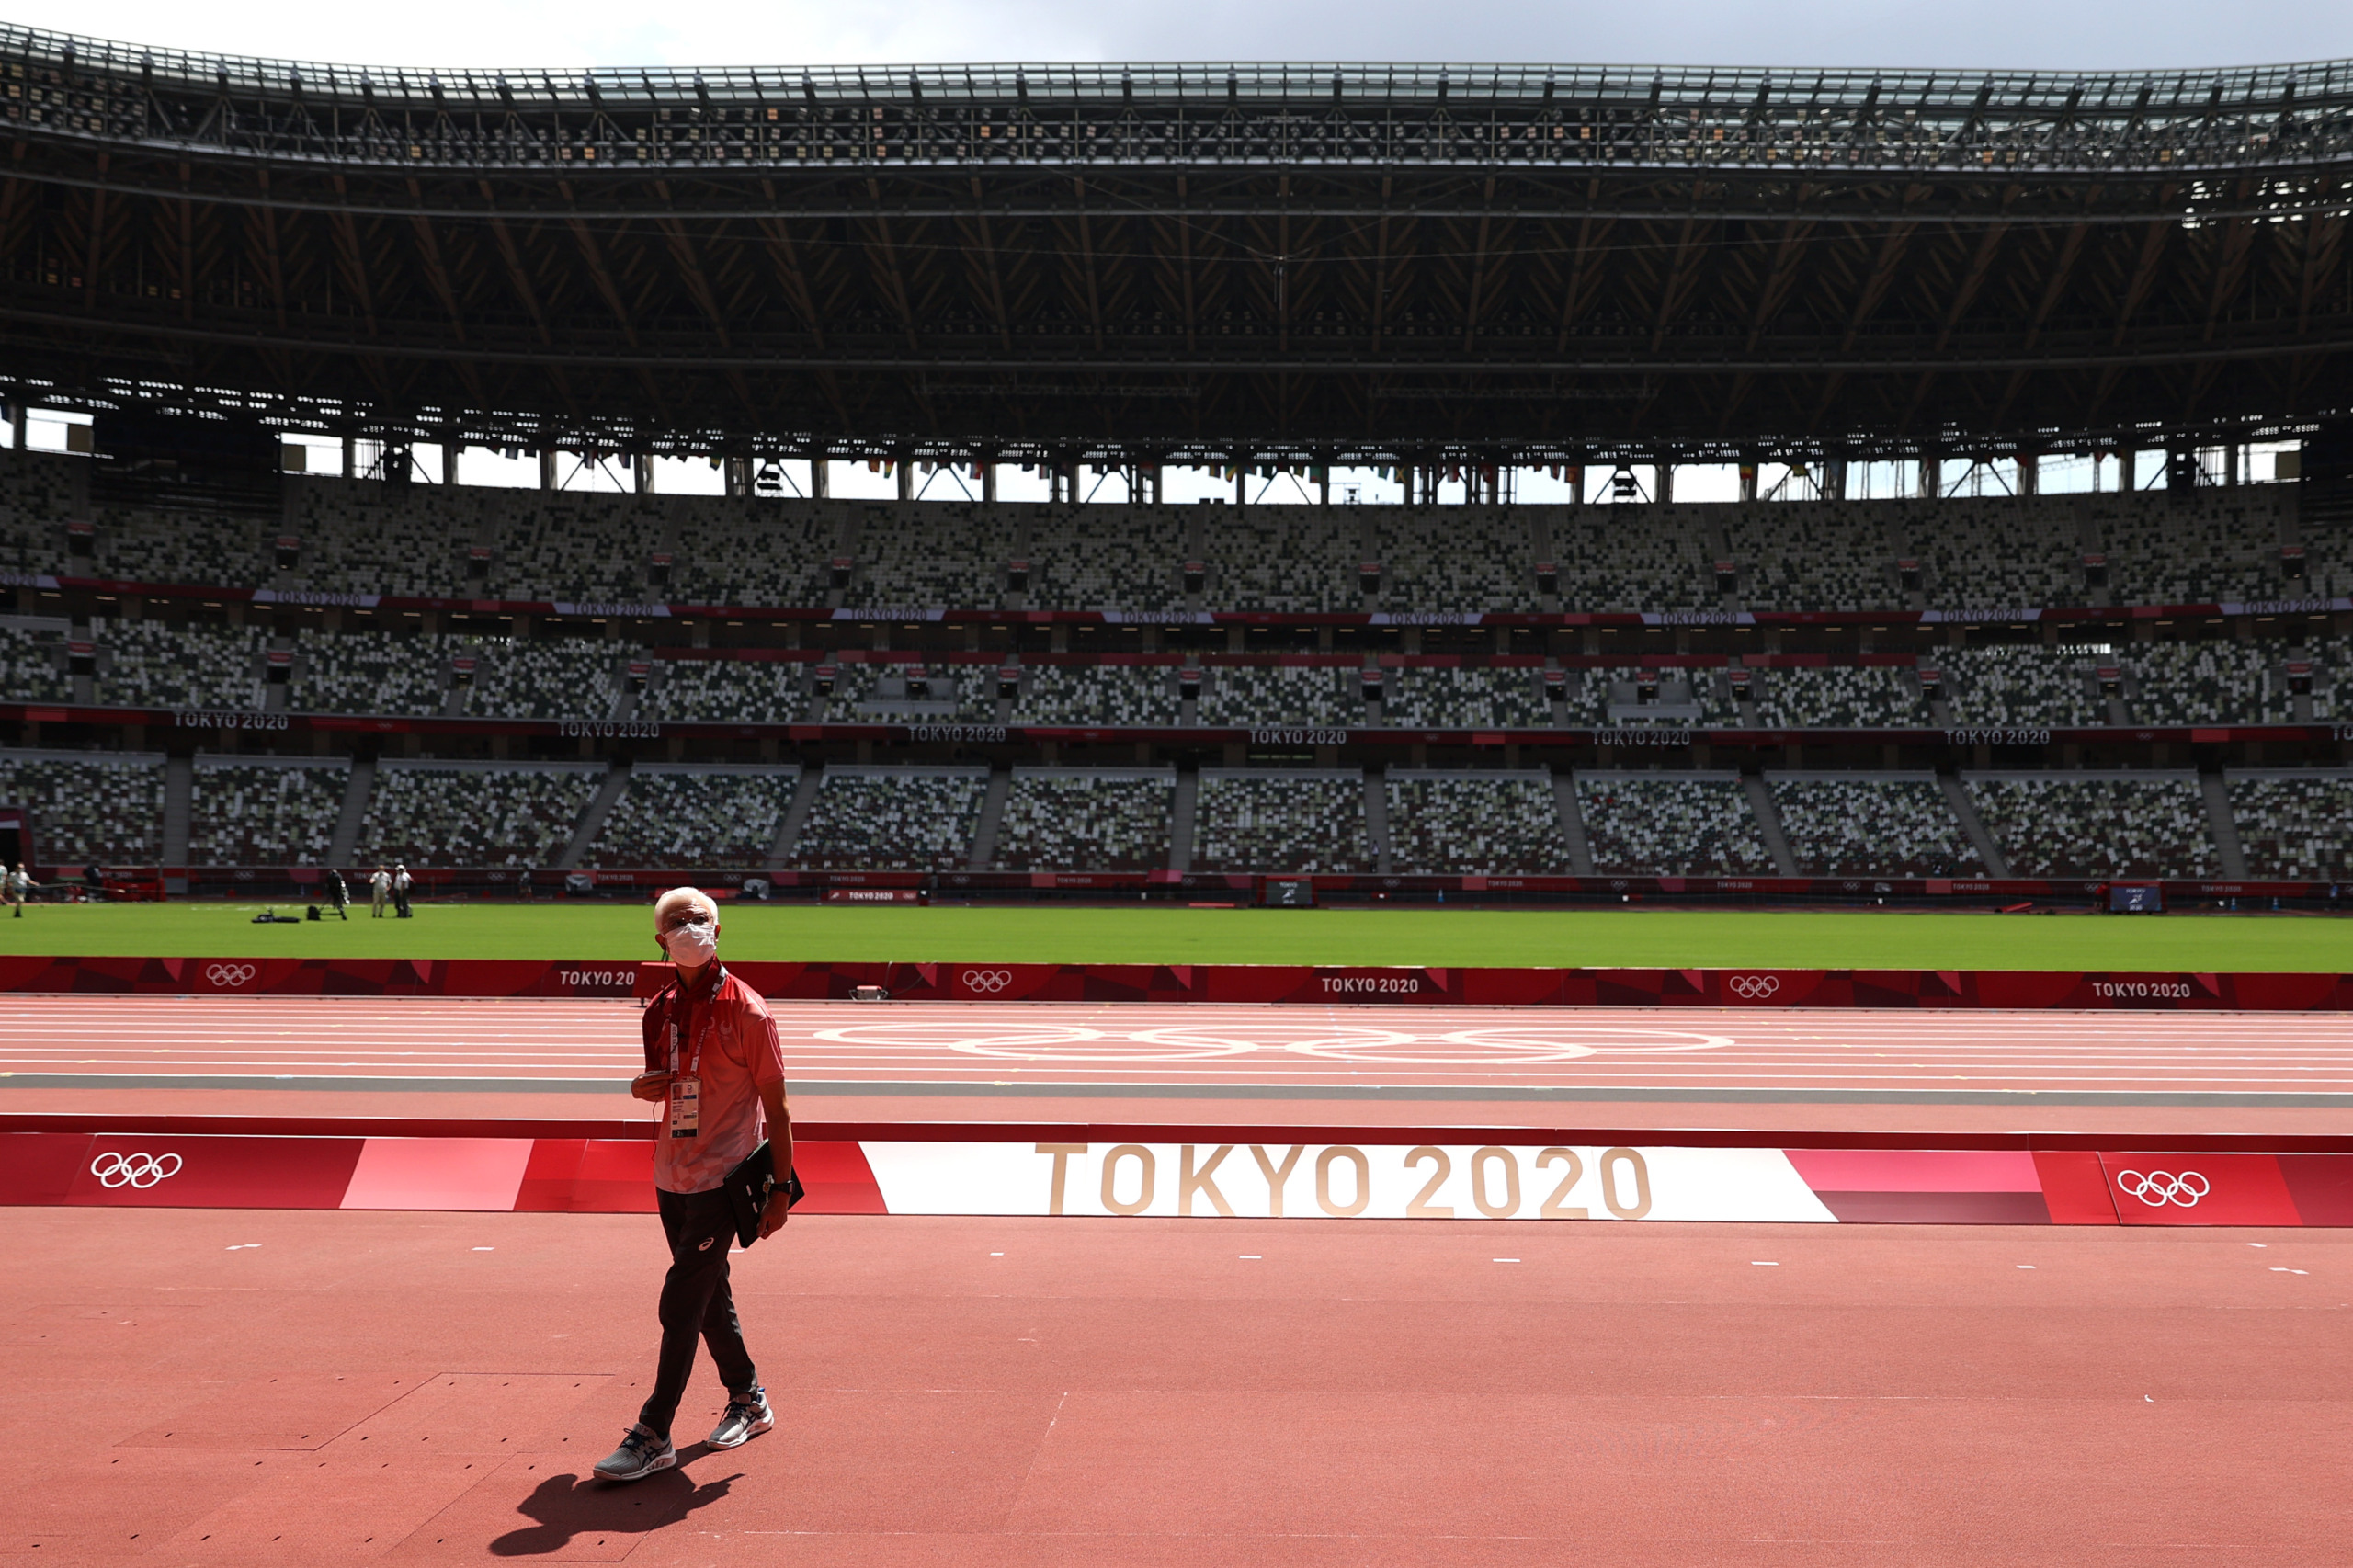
[{"xmin": 641, "ymin": 963, "xmax": 788, "ymax": 1195}]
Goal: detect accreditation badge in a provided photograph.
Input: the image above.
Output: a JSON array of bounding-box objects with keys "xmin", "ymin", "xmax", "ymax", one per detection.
[{"xmin": 667, "ymin": 1077, "xmax": 701, "ymax": 1138}]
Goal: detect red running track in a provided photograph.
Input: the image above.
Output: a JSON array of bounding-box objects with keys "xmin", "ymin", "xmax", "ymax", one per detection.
[
  {"xmin": 6, "ymin": 994, "xmax": 2353, "ymax": 1093},
  {"xmin": 5, "ymin": 1204, "xmax": 2350, "ymax": 1564},
  {"xmin": 8, "ymin": 994, "xmax": 2353, "ymax": 1137}
]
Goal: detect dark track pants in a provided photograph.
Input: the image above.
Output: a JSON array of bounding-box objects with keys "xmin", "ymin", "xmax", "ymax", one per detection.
[{"xmin": 637, "ymin": 1186, "xmax": 758, "ymax": 1440}]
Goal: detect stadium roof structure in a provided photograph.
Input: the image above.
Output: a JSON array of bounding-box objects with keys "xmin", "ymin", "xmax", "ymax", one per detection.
[{"xmin": 1, "ymin": 23, "xmax": 2350, "ymax": 466}]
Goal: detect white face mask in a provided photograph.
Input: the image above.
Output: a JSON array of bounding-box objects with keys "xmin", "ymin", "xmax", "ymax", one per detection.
[{"xmin": 663, "ymin": 917, "xmax": 717, "ymax": 968}]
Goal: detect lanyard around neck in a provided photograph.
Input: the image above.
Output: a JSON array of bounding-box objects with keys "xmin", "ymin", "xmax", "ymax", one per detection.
[{"xmin": 666, "ymin": 966, "xmax": 724, "ymax": 1077}]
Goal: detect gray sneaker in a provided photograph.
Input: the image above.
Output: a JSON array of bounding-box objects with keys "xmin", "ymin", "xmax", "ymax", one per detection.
[
  {"xmin": 706, "ymin": 1390, "xmax": 774, "ymax": 1449},
  {"xmin": 592, "ymin": 1423, "xmax": 676, "ymax": 1483}
]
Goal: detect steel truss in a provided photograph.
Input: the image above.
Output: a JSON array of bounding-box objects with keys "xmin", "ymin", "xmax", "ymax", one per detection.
[{"xmin": 0, "ymin": 25, "xmax": 2348, "ymax": 462}]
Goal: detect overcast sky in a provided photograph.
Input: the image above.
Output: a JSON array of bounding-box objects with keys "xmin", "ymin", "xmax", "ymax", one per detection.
[{"xmin": 24, "ymin": 0, "xmax": 2353, "ymax": 74}]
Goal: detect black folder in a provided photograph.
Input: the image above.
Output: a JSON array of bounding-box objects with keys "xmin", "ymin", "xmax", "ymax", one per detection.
[{"xmin": 722, "ymin": 1141, "xmax": 805, "ymax": 1248}]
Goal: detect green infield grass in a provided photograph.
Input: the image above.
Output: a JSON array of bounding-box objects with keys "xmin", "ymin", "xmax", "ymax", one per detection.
[{"xmin": 0, "ymin": 900, "xmax": 2347, "ymax": 971}]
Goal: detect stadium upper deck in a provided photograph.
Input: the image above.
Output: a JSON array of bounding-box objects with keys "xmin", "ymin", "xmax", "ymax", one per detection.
[{"xmin": 0, "ymin": 26, "xmax": 2348, "ymax": 461}]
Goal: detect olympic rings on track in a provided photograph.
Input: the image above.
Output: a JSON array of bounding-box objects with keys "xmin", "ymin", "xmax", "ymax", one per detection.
[
  {"xmin": 815, "ymin": 1022, "xmax": 1105, "ymax": 1050},
  {"xmin": 814, "ymin": 1021, "xmax": 1258, "ymax": 1062},
  {"xmin": 811, "ymin": 1017, "xmax": 1737, "ymax": 1065},
  {"xmin": 89, "ymin": 1152, "xmax": 182, "ymax": 1189},
  {"xmin": 1132, "ymin": 1025, "xmax": 1419, "ymax": 1057},
  {"xmin": 1440, "ymin": 1027, "xmax": 1736, "ymax": 1056},
  {"xmin": 1279, "ymin": 1027, "xmax": 1731, "ymax": 1064},
  {"xmin": 2115, "ymin": 1169, "xmax": 2211, "ymax": 1208}
]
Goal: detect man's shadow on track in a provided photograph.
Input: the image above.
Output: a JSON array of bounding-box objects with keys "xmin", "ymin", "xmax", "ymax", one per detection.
[{"xmin": 490, "ymin": 1446, "xmax": 744, "ymax": 1557}]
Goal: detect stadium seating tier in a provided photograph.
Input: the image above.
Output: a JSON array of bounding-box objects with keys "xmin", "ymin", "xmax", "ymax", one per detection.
[
  {"xmin": 1384, "ymin": 773, "xmax": 1574, "ymax": 874},
  {"xmin": 994, "ymin": 771, "xmax": 1175, "ymax": 870},
  {"xmin": 585, "ymin": 767, "xmax": 799, "ymax": 869},
  {"xmin": 0, "ymin": 751, "xmax": 167, "ymax": 864},
  {"xmin": 1769, "ymin": 778, "xmax": 1981, "ymax": 877},
  {"xmin": 790, "ymin": 769, "xmax": 987, "ymax": 870},
  {"xmin": 355, "ymin": 765, "xmax": 601, "ymax": 868},
  {"xmin": 1966, "ymin": 775, "xmax": 2218, "ymax": 879},
  {"xmin": 1193, "ymin": 772, "xmax": 1371, "ymax": 873},
  {"xmin": 188, "ymin": 762, "xmax": 347, "ymax": 866},
  {"xmin": 2227, "ymin": 774, "xmax": 2353, "ymax": 881},
  {"xmin": 1577, "ymin": 775, "xmax": 1775, "ymax": 876}
]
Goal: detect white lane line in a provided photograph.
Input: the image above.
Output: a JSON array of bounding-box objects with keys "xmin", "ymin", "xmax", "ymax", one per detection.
[
  {"xmin": 13, "ymin": 998, "xmax": 2349, "ymax": 1024},
  {"xmin": 12, "ymin": 1046, "xmax": 2351, "ymax": 1078},
  {"xmin": 12, "ymin": 1066, "xmax": 2352, "ymax": 1096},
  {"xmin": 91, "ymin": 1044, "xmax": 2336, "ymax": 1065},
  {"xmin": 6, "ymin": 1001, "xmax": 2351, "ymax": 1096},
  {"xmin": 6, "ymin": 1039, "xmax": 2348, "ymax": 1074},
  {"xmin": 43, "ymin": 1026, "xmax": 1825, "ymax": 1040},
  {"xmin": 16, "ymin": 1030, "xmax": 2334, "ymax": 1051}
]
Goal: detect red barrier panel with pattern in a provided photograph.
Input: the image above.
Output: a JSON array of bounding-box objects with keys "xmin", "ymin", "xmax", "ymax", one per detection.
[
  {"xmin": 13, "ymin": 1119, "xmax": 2353, "ymax": 1226},
  {"xmin": 4, "ymin": 956, "xmax": 2352, "ymax": 1009}
]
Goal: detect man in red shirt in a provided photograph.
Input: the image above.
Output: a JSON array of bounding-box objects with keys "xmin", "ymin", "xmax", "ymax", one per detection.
[{"xmin": 595, "ymin": 887, "xmax": 793, "ymax": 1483}]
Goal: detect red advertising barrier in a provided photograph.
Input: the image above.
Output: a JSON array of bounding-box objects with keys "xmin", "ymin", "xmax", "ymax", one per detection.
[
  {"xmin": 0, "ymin": 955, "xmax": 649, "ymax": 998},
  {"xmin": 6, "ymin": 956, "xmax": 2353, "ymax": 1010},
  {"xmin": 10, "ymin": 1130, "xmax": 875, "ymax": 1216},
  {"xmin": 10, "ymin": 1116, "xmax": 2353, "ymax": 1226}
]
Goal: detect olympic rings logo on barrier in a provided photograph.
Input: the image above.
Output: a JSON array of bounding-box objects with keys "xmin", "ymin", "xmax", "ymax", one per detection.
[
  {"xmin": 964, "ymin": 969, "xmax": 1015, "ymax": 994},
  {"xmin": 2116, "ymin": 1170, "xmax": 2211, "ymax": 1208},
  {"xmin": 203, "ymin": 963, "xmax": 257, "ymax": 988},
  {"xmin": 1728, "ymin": 975, "xmax": 1781, "ymax": 1000},
  {"xmin": 90, "ymin": 1153, "xmax": 182, "ymax": 1190}
]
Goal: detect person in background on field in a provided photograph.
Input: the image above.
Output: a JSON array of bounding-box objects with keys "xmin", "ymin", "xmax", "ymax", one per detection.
[
  {"xmin": 326, "ymin": 868, "xmax": 351, "ymax": 921},
  {"xmin": 369, "ymin": 865, "xmax": 391, "ymax": 917},
  {"xmin": 2, "ymin": 862, "xmax": 18, "ymax": 917},
  {"xmin": 6, "ymin": 862, "xmax": 34, "ymax": 916},
  {"xmin": 83, "ymin": 863, "xmax": 103, "ymax": 903},
  {"xmin": 595, "ymin": 886, "xmax": 791, "ymax": 1483},
  {"xmin": 392, "ymin": 863, "xmax": 413, "ymax": 918},
  {"xmin": 518, "ymin": 864, "xmax": 534, "ymax": 902}
]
